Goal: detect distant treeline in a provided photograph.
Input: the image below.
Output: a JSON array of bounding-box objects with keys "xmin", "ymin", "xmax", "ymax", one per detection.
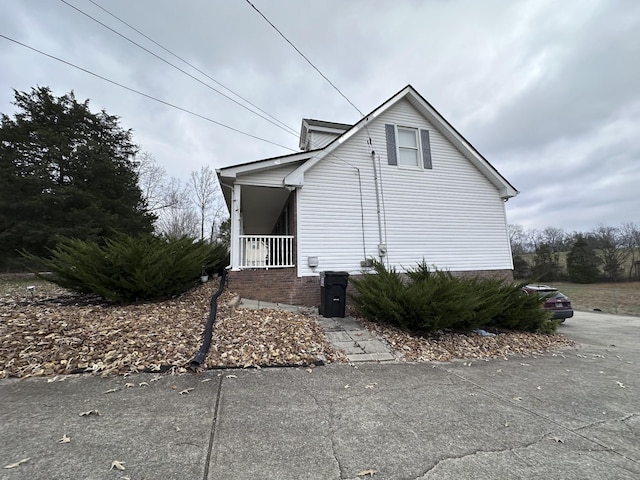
[{"xmin": 509, "ymin": 223, "xmax": 640, "ymax": 283}]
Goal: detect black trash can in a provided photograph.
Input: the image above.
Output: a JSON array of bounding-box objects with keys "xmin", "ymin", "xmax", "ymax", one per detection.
[{"xmin": 320, "ymin": 271, "xmax": 349, "ymax": 318}]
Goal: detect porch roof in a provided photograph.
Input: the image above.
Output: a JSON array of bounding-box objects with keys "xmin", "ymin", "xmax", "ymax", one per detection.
[{"xmin": 216, "ymin": 149, "xmax": 319, "ymax": 181}]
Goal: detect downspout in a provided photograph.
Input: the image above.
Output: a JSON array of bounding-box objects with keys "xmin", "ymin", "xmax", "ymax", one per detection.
[
  {"xmin": 189, "ymin": 269, "xmax": 228, "ymax": 369},
  {"xmin": 370, "ymin": 150, "xmax": 385, "ymax": 263}
]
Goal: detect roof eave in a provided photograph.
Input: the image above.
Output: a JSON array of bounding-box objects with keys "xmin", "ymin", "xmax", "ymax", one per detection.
[{"xmin": 217, "ymin": 150, "xmax": 318, "ymax": 181}]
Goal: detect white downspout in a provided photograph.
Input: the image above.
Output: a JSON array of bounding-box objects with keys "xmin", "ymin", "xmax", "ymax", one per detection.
[{"xmin": 371, "ymin": 150, "xmax": 385, "ymax": 263}]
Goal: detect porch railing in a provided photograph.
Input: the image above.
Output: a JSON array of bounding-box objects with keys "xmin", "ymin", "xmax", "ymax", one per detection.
[{"xmin": 239, "ymin": 235, "xmax": 294, "ymax": 268}]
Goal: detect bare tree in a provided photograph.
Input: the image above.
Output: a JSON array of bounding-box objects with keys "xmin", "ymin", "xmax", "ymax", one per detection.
[
  {"xmin": 508, "ymin": 224, "xmax": 527, "ymax": 256},
  {"xmin": 190, "ymin": 165, "xmax": 226, "ymax": 242},
  {"xmin": 621, "ymin": 222, "xmax": 640, "ymax": 280},
  {"xmin": 526, "ymin": 228, "xmax": 543, "ymax": 253},
  {"xmin": 210, "ymin": 196, "xmax": 228, "ymax": 242},
  {"xmin": 136, "ymin": 159, "xmax": 228, "ymax": 240},
  {"xmin": 156, "ymin": 178, "xmax": 199, "ymax": 239},
  {"xmin": 591, "ymin": 224, "xmax": 628, "ymax": 281},
  {"xmin": 136, "ymin": 152, "xmax": 171, "ymax": 212},
  {"xmin": 190, "ymin": 166, "xmax": 216, "ymax": 241},
  {"xmin": 540, "ymin": 227, "xmax": 566, "ymax": 252}
]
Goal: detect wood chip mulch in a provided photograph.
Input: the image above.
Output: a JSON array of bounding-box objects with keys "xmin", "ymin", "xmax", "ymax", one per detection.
[
  {"xmin": 0, "ymin": 279, "xmax": 574, "ymax": 379},
  {"xmin": 360, "ymin": 319, "xmax": 575, "ymax": 362},
  {"xmin": 0, "ymin": 279, "xmax": 345, "ymax": 379}
]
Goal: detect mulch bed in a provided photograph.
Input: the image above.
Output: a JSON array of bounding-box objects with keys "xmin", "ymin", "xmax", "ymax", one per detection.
[{"xmin": 0, "ymin": 279, "xmax": 574, "ymax": 379}]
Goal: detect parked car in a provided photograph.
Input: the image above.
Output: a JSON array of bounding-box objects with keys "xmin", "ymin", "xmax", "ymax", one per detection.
[{"xmin": 522, "ymin": 284, "xmax": 574, "ymax": 321}]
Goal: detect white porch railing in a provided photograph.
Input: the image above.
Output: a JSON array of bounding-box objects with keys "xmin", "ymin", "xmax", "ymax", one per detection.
[{"xmin": 239, "ymin": 235, "xmax": 294, "ymax": 268}]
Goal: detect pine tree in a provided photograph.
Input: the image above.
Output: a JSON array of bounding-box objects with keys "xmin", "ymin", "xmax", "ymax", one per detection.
[
  {"xmin": 0, "ymin": 87, "xmax": 154, "ymax": 268},
  {"xmin": 531, "ymin": 243, "xmax": 560, "ymax": 281},
  {"xmin": 567, "ymin": 235, "xmax": 601, "ymax": 283}
]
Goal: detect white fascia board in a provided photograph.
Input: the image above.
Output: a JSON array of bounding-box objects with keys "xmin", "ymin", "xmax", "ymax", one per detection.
[
  {"xmin": 500, "ymin": 187, "xmax": 518, "ymax": 199},
  {"xmin": 405, "ymin": 91, "xmax": 519, "ymax": 198},
  {"xmin": 284, "ymin": 152, "xmax": 324, "ymax": 187},
  {"xmin": 217, "ymin": 151, "xmax": 312, "ymax": 180},
  {"xmin": 367, "ymin": 86, "xmax": 412, "ymax": 120}
]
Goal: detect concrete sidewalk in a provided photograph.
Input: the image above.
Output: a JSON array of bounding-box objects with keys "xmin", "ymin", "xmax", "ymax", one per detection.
[{"xmin": 1, "ymin": 311, "xmax": 639, "ymax": 479}]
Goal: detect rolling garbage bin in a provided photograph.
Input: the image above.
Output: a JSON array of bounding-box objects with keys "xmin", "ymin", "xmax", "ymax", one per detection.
[{"xmin": 320, "ymin": 271, "xmax": 349, "ymax": 318}]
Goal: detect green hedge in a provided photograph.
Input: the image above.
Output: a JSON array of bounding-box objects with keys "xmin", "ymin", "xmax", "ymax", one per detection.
[
  {"xmin": 24, "ymin": 234, "xmax": 229, "ymax": 303},
  {"xmin": 349, "ymin": 260, "xmax": 555, "ymax": 334}
]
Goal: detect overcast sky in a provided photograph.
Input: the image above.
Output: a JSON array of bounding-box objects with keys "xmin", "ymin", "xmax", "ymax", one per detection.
[{"xmin": 1, "ymin": 0, "xmax": 638, "ymax": 234}]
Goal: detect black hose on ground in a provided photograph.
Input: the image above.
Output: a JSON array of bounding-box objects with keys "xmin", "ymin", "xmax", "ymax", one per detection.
[{"xmin": 190, "ymin": 269, "xmax": 228, "ymax": 368}]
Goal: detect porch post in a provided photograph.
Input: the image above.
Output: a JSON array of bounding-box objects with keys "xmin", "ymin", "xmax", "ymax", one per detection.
[{"xmin": 230, "ymin": 183, "xmax": 241, "ymax": 270}]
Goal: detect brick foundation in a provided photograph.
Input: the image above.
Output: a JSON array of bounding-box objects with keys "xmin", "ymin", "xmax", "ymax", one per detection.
[
  {"xmin": 228, "ymin": 268, "xmax": 321, "ymax": 307},
  {"xmin": 228, "ymin": 268, "xmax": 514, "ymax": 307}
]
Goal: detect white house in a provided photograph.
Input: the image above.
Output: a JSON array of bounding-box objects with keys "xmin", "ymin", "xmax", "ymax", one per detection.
[{"xmin": 216, "ymin": 85, "xmax": 518, "ymax": 306}]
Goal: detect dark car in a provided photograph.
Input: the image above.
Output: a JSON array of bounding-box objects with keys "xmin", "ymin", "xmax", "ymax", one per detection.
[{"xmin": 522, "ymin": 284, "xmax": 574, "ymax": 322}]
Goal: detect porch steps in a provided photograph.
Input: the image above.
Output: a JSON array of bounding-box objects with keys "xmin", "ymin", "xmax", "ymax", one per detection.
[{"xmin": 237, "ymin": 298, "xmax": 396, "ymax": 363}]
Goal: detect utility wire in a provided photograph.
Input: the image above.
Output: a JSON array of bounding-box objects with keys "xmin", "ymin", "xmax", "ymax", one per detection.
[
  {"xmin": 244, "ymin": 0, "xmax": 364, "ymax": 116},
  {"xmin": 60, "ymin": 0, "xmax": 299, "ymax": 140},
  {"xmin": 86, "ymin": 0, "xmax": 298, "ymax": 137},
  {"xmin": 243, "ymin": 0, "xmax": 383, "ymax": 261},
  {"xmin": 0, "ymin": 34, "xmax": 297, "ymax": 152}
]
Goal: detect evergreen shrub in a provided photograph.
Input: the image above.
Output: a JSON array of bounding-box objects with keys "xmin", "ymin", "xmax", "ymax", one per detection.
[
  {"xmin": 24, "ymin": 234, "xmax": 229, "ymax": 303},
  {"xmin": 350, "ymin": 260, "xmax": 555, "ymax": 333}
]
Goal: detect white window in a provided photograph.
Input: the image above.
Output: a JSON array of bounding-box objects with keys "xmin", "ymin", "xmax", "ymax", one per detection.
[
  {"xmin": 385, "ymin": 123, "xmax": 433, "ymax": 169},
  {"xmin": 397, "ymin": 127, "xmax": 419, "ymax": 167}
]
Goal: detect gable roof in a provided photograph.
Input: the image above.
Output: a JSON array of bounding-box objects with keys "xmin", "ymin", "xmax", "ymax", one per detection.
[
  {"xmin": 286, "ymin": 85, "xmax": 518, "ymax": 199},
  {"xmin": 218, "ymin": 85, "xmax": 519, "ymax": 200}
]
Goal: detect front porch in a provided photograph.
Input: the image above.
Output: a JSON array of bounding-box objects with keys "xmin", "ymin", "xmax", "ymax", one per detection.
[
  {"xmin": 217, "ymin": 153, "xmax": 318, "ymax": 304},
  {"xmin": 224, "ymin": 182, "xmax": 298, "ymax": 271}
]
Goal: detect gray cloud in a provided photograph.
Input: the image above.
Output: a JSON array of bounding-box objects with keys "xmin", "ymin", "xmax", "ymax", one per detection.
[{"xmin": 1, "ymin": 0, "xmax": 638, "ymax": 233}]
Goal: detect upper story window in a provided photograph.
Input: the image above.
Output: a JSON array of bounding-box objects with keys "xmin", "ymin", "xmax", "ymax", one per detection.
[
  {"xmin": 397, "ymin": 127, "xmax": 419, "ymax": 167},
  {"xmin": 385, "ymin": 123, "xmax": 432, "ymax": 169}
]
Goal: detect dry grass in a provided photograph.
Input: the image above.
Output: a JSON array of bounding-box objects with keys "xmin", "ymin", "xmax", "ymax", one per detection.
[{"xmin": 552, "ymin": 282, "xmax": 640, "ymax": 316}]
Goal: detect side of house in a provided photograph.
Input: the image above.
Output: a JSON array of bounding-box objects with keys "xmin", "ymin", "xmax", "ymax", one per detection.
[
  {"xmin": 219, "ymin": 85, "xmax": 518, "ymax": 307},
  {"xmin": 295, "ymin": 96, "xmax": 514, "ymax": 278}
]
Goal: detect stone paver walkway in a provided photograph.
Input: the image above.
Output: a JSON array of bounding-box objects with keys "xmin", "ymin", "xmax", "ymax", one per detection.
[
  {"xmin": 237, "ymin": 298, "xmax": 396, "ymax": 363},
  {"xmin": 314, "ymin": 315, "xmax": 396, "ymax": 363}
]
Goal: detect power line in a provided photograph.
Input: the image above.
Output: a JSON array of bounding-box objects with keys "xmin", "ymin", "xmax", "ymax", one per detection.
[
  {"xmin": 85, "ymin": 0, "xmax": 298, "ymax": 137},
  {"xmin": 0, "ymin": 34, "xmax": 297, "ymax": 152},
  {"xmin": 244, "ymin": 0, "xmax": 364, "ymax": 116},
  {"xmin": 60, "ymin": 0, "xmax": 299, "ymax": 139}
]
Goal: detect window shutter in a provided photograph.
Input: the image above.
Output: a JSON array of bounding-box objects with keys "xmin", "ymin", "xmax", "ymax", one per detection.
[
  {"xmin": 420, "ymin": 129, "xmax": 432, "ymax": 169},
  {"xmin": 385, "ymin": 124, "xmax": 397, "ymax": 166}
]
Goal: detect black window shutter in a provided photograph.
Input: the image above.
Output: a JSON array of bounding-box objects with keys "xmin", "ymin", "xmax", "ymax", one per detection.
[
  {"xmin": 420, "ymin": 129, "xmax": 432, "ymax": 169},
  {"xmin": 385, "ymin": 124, "xmax": 397, "ymax": 166}
]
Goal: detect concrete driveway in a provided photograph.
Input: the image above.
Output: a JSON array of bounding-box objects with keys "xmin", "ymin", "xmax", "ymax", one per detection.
[{"xmin": 1, "ymin": 311, "xmax": 638, "ymax": 479}]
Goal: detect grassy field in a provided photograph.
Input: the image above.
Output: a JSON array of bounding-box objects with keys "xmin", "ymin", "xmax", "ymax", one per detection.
[{"xmin": 553, "ymin": 281, "xmax": 640, "ymax": 316}]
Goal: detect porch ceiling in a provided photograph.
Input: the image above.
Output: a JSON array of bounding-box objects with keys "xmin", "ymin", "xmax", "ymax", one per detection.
[{"xmin": 241, "ymin": 185, "xmax": 290, "ymax": 234}]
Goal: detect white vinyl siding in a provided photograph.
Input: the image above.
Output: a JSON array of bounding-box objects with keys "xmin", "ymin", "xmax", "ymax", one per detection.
[
  {"xmin": 308, "ymin": 131, "xmax": 340, "ymax": 149},
  {"xmin": 235, "ymin": 162, "xmax": 303, "ymax": 187},
  {"xmin": 297, "ymin": 98, "xmax": 513, "ymax": 276}
]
